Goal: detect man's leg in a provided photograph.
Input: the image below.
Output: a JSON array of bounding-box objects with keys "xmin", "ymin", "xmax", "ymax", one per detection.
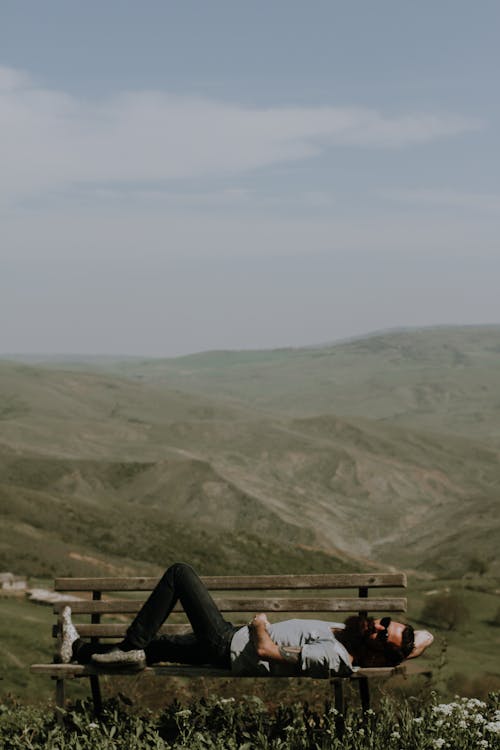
[
  {"xmin": 145, "ymin": 632, "xmax": 207, "ymax": 666},
  {"xmin": 73, "ymin": 639, "xmax": 119, "ymax": 665},
  {"xmin": 75, "ymin": 633, "xmax": 207, "ymax": 666},
  {"xmin": 124, "ymin": 563, "xmax": 234, "ymax": 666}
]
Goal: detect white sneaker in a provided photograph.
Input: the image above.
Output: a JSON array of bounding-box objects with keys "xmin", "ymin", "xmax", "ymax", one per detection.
[
  {"xmin": 92, "ymin": 647, "xmax": 146, "ymax": 669},
  {"xmin": 58, "ymin": 606, "xmax": 80, "ymax": 664}
]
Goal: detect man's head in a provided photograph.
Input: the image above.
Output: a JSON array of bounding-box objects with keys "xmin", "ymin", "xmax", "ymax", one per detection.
[
  {"xmin": 336, "ymin": 615, "xmax": 431, "ymax": 667},
  {"xmin": 370, "ymin": 617, "xmax": 434, "ymax": 659},
  {"xmin": 370, "ymin": 617, "xmax": 415, "ymax": 658}
]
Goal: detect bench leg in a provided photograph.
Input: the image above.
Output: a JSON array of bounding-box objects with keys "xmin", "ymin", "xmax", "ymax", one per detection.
[
  {"xmin": 358, "ymin": 676, "xmax": 370, "ymax": 712},
  {"xmin": 331, "ymin": 679, "xmax": 345, "ymax": 738},
  {"xmin": 55, "ymin": 678, "xmax": 65, "ymax": 726},
  {"xmin": 90, "ymin": 675, "xmax": 102, "ymax": 716}
]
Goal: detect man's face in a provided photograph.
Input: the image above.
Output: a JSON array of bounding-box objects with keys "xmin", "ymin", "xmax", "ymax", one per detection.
[{"xmin": 371, "ymin": 618, "xmax": 407, "ymax": 649}]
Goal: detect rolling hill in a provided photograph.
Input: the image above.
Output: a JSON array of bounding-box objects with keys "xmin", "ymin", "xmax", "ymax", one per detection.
[
  {"xmin": 41, "ymin": 325, "xmax": 500, "ymax": 443},
  {"xmin": 1, "ymin": 328, "xmax": 500, "ymax": 579}
]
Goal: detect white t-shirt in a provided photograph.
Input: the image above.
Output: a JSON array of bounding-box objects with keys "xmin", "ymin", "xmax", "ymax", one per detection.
[{"xmin": 230, "ymin": 619, "xmax": 354, "ymax": 677}]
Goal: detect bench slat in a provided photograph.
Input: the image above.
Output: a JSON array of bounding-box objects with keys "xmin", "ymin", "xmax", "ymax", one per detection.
[
  {"xmin": 54, "ymin": 596, "xmax": 407, "ymax": 615},
  {"xmin": 30, "ymin": 662, "xmax": 407, "ymax": 680},
  {"xmin": 54, "ymin": 573, "xmax": 406, "ymax": 592}
]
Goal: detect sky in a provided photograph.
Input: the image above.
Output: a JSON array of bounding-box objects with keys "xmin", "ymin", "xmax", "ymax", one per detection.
[{"xmin": 1, "ymin": 1, "xmax": 499, "ymax": 357}]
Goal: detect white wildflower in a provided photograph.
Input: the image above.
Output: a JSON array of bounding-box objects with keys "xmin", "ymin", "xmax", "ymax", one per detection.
[
  {"xmin": 474, "ymin": 714, "xmax": 486, "ymax": 724},
  {"xmin": 175, "ymin": 709, "xmax": 192, "ymax": 719},
  {"xmin": 88, "ymin": 722, "xmax": 99, "ymax": 730},
  {"xmin": 413, "ymin": 717, "xmax": 424, "ymax": 724},
  {"xmin": 458, "ymin": 720, "xmax": 467, "ymax": 729},
  {"xmin": 485, "ymin": 721, "xmax": 500, "ymax": 734},
  {"xmin": 433, "ymin": 704, "xmax": 454, "ymax": 716},
  {"xmin": 478, "ymin": 741, "xmax": 489, "ymax": 749},
  {"xmin": 467, "ymin": 698, "xmax": 486, "ymax": 710},
  {"xmin": 391, "ymin": 731, "xmax": 400, "ymax": 739},
  {"xmin": 433, "ymin": 739, "xmax": 446, "ymax": 749}
]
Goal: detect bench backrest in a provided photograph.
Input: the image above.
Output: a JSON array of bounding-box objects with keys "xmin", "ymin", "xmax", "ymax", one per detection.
[{"xmin": 52, "ymin": 573, "xmax": 407, "ymax": 642}]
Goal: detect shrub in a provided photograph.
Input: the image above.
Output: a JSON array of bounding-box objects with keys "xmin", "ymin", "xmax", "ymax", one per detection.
[
  {"xmin": 446, "ymin": 672, "xmax": 500, "ymax": 699},
  {"xmin": 491, "ymin": 605, "xmax": 500, "ymax": 627},
  {"xmin": 421, "ymin": 593, "xmax": 470, "ymax": 631},
  {"xmin": 468, "ymin": 557, "xmax": 488, "ymax": 576}
]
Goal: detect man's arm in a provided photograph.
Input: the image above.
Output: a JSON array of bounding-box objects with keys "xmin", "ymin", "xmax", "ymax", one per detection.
[{"xmin": 248, "ymin": 613, "xmax": 301, "ymax": 665}]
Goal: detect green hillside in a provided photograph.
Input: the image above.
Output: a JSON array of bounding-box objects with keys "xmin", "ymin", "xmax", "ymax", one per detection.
[
  {"xmin": 0, "ymin": 449, "xmax": 353, "ymax": 578},
  {"xmin": 53, "ymin": 325, "xmax": 500, "ymax": 442},
  {"xmin": 0, "ymin": 361, "xmax": 353, "ymax": 576},
  {"xmin": 1, "ymin": 343, "xmax": 499, "ymax": 578}
]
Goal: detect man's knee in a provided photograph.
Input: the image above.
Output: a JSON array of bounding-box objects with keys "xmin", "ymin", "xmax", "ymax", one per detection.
[{"xmin": 165, "ymin": 562, "xmax": 195, "ymax": 581}]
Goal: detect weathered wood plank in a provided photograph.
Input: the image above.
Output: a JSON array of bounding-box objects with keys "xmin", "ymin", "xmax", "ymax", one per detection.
[
  {"xmin": 53, "ymin": 597, "xmax": 407, "ymax": 615},
  {"xmin": 54, "ymin": 573, "xmax": 406, "ymax": 592},
  {"xmin": 31, "ymin": 663, "xmax": 406, "ymax": 680}
]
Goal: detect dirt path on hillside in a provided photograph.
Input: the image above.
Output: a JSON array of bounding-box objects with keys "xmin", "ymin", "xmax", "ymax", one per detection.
[{"xmin": 0, "ymin": 642, "xmax": 24, "ymax": 668}]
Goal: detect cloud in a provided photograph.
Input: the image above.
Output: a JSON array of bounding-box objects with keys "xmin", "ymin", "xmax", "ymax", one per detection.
[
  {"xmin": 380, "ymin": 188, "xmax": 500, "ymax": 214},
  {"xmin": 0, "ymin": 67, "xmax": 32, "ymax": 91},
  {"xmin": 0, "ymin": 66, "xmax": 483, "ymax": 203}
]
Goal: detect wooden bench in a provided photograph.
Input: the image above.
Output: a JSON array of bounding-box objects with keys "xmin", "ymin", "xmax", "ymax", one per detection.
[{"xmin": 31, "ymin": 571, "xmax": 429, "ymax": 722}]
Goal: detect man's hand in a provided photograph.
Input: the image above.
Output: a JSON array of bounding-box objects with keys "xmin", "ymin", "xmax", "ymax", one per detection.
[
  {"xmin": 248, "ymin": 613, "xmax": 270, "ymax": 653},
  {"xmin": 249, "ymin": 613, "xmax": 270, "ymax": 630},
  {"xmin": 248, "ymin": 613, "xmax": 301, "ymax": 667}
]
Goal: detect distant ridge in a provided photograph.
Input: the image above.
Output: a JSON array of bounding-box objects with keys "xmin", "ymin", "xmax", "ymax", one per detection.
[
  {"xmin": 308, "ymin": 323, "xmax": 500, "ymax": 351},
  {"xmin": 39, "ymin": 324, "xmax": 499, "ymax": 444},
  {"xmin": 3, "ymin": 323, "xmax": 500, "ymax": 363}
]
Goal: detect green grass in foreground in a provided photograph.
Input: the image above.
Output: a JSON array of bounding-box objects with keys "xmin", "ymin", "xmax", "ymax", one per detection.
[{"xmin": 1, "ymin": 693, "xmax": 499, "ymax": 749}]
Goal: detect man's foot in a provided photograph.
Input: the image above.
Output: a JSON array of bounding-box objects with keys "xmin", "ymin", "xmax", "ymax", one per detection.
[
  {"xmin": 58, "ymin": 606, "xmax": 80, "ymax": 664},
  {"xmin": 92, "ymin": 647, "xmax": 146, "ymax": 670}
]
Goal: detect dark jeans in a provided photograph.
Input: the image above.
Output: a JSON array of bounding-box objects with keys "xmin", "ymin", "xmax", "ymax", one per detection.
[{"xmin": 74, "ymin": 563, "xmax": 237, "ymax": 668}]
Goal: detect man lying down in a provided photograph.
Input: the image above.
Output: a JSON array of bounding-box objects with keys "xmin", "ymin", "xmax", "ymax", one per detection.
[{"xmin": 58, "ymin": 563, "xmax": 434, "ymax": 677}]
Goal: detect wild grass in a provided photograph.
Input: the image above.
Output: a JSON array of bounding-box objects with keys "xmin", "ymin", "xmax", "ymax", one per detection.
[{"xmin": 1, "ymin": 692, "xmax": 499, "ymax": 749}]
